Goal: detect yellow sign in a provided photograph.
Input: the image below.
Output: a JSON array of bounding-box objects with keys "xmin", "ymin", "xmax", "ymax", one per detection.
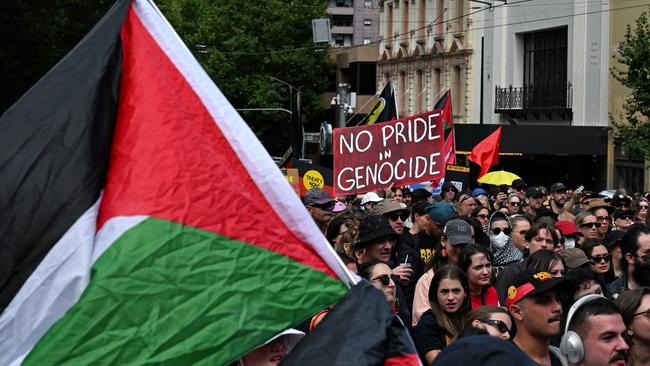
[
  {"xmin": 303, "ymin": 170, "xmax": 324, "ymax": 190},
  {"xmin": 282, "ymin": 168, "xmax": 300, "ymax": 195},
  {"xmin": 447, "ymin": 164, "xmax": 470, "ymax": 173}
]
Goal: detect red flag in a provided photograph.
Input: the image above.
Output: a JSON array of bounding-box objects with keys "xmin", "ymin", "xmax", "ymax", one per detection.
[
  {"xmin": 434, "ymin": 90, "xmax": 455, "ymax": 165},
  {"xmin": 468, "ymin": 127, "xmax": 502, "ymax": 178}
]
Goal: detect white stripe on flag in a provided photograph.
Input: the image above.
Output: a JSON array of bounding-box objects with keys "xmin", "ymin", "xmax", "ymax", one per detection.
[
  {"xmin": 0, "ymin": 199, "xmax": 100, "ymax": 366},
  {"xmin": 0, "ymin": 194, "xmax": 146, "ymax": 366},
  {"xmin": 132, "ymin": 0, "xmax": 354, "ymax": 284}
]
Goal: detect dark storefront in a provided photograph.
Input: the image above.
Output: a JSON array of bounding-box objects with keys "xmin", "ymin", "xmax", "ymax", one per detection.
[{"xmin": 454, "ymin": 124, "xmax": 608, "ymax": 191}]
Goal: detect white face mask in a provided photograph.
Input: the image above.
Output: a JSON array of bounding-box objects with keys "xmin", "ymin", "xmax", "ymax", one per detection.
[
  {"xmin": 490, "ymin": 232, "xmax": 509, "ymax": 248},
  {"xmin": 564, "ymin": 238, "xmax": 576, "ymax": 249}
]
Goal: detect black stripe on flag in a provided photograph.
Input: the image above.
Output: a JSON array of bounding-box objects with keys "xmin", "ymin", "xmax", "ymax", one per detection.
[
  {"xmin": 0, "ymin": 0, "xmax": 130, "ymax": 312},
  {"xmin": 281, "ymin": 280, "xmax": 420, "ymax": 366}
]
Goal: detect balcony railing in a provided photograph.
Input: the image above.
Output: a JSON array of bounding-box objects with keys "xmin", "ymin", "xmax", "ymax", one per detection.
[{"xmin": 494, "ymin": 83, "xmax": 572, "ymax": 113}]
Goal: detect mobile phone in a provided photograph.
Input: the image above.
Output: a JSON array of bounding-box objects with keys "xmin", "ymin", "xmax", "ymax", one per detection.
[{"xmin": 499, "ymin": 185, "xmax": 508, "ymax": 194}]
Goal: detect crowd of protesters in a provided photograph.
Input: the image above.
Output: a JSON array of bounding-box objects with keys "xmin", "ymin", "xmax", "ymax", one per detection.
[{"xmin": 238, "ymin": 180, "xmax": 650, "ymax": 365}]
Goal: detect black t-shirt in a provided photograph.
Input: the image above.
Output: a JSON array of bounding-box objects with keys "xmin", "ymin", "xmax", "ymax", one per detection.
[
  {"xmin": 413, "ymin": 309, "xmax": 447, "ymax": 363},
  {"xmin": 414, "ymin": 231, "xmax": 438, "ymax": 264}
]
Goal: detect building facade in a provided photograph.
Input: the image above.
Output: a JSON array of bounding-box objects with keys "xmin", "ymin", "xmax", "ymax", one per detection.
[
  {"xmin": 377, "ymin": 0, "xmax": 478, "ymax": 122},
  {"xmin": 327, "ymin": 0, "xmax": 381, "ymax": 47}
]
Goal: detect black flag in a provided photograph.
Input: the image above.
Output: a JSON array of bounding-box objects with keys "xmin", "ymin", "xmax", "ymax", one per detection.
[{"xmin": 367, "ymin": 82, "xmax": 398, "ymax": 125}]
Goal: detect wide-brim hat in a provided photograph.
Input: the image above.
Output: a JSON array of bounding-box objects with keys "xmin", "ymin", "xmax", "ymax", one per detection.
[
  {"xmin": 375, "ymin": 199, "xmax": 409, "ymax": 216},
  {"xmin": 353, "ymin": 215, "xmax": 397, "ymax": 249},
  {"xmin": 587, "ymin": 198, "xmax": 616, "ymax": 215},
  {"xmin": 560, "ymin": 248, "xmax": 595, "ymax": 269}
]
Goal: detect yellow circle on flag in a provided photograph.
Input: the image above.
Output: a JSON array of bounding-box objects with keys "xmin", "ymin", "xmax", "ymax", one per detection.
[
  {"xmin": 507, "ymin": 286, "xmax": 517, "ymax": 300},
  {"xmin": 303, "ymin": 170, "xmax": 324, "ymax": 190}
]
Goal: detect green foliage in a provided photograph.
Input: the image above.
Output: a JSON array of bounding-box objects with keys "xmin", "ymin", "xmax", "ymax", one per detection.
[
  {"xmin": 610, "ymin": 10, "xmax": 650, "ymax": 160},
  {"xmin": 156, "ymin": 0, "xmax": 334, "ymax": 155}
]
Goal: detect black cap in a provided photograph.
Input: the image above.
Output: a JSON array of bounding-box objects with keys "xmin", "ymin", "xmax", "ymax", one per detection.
[
  {"xmin": 505, "ymin": 269, "xmax": 572, "ymax": 308},
  {"xmin": 613, "ymin": 209, "xmax": 634, "ymax": 220},
  {"xmin": 353, "ymin": 215, "xmax": 397, "ymax": 249},
  {"xmin": 550, "ymin": 182, "xmax": 567, "ymax": 193},
  {"xmin": 432, "ymin": 335, "xmax": 539, "ymax": 366},
  {"xmin": 441, "ymin": 181, "xmax": 458, "ymax": 192},
  {"xmin": 612, "ymin": 194, "xmax": 632, "ymax": 207},
  {"xmin": 512, "ymin": 179, "xmax": 527, "ymax": 189},
  {"xmin": 604, "ymin": 230, "xmax": 625, "ymax": 248},
  {"xmin": 525, "ymin": 186, "xmax": 544, "ymax": 198}
]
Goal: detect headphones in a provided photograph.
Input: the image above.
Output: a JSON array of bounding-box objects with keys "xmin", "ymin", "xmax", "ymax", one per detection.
[{"xmin": 559, "ymin": 294, "xmax": 606, "ymax": 364}]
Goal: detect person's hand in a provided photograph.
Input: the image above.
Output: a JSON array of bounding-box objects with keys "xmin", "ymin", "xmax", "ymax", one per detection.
[
  {"xmin": 384, "ymin": 182, "xmax": 396, "ymax": 200},
  {"xmin": 392, "ymin": 264, "xmax": 413, "ymax": 285}
]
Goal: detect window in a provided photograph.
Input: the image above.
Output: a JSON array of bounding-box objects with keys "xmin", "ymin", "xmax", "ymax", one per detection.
[
  {"xmin": 334, "ymin": 34, "xmax": 345, "ymax": 47},
  {"xmin": 399, "ymin": 71, "xmax": 407, "ymax": 115},
  {"xmin": 523, "ymin": 27, "xmax": 568, "ymax": 108},
  {"xmin": 332, "ymin": 15, "xmax": 353, "ymax": 27},
  {"xmin": 364, "ymin": 19, "xmax": 372, "ymax": 26},
  {"xmin": 364, "ymin": 0, "xmax": 372, "ymax": 8},
  {"xmin": 416, "ymin": 70, "xmax": 424, "ymax": 112},
  {"xmin": 453, "ymin": 66, "xmax": 462, "ymax": 115},
  {"xmin": 336, "ymin": 0, "xmax": 353, "ymax": 7},
  {"xmin": 363, "ymin": 38, "xmax": 372, "ymax": 44}
]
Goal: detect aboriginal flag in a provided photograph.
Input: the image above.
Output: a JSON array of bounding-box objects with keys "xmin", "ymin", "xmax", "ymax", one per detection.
[{"xmin": 367, "ymin": 81, "xmax": 399, "ymax": 125}]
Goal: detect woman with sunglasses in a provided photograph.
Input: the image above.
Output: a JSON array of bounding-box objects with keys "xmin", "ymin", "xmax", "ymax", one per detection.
[
  {"xmin": 582, "ymin": 238, "xmax": 617, "ymax": 283},
  {"xmin": 414, "ymin": 265, "xmax": 470, "ymax": 364},
  {"xmin": 463, "ymin": 306, "xmax": 513, "ymax": 340},
  {"xmin": 487, "ymin": 211, "xmax": 523, "ymax": 270},
  {"xmin": 506, "ymin": 193, "xmax": 522, "ymax": 216},
  {"xmin": 615, "ymin": 288, "xmax": 650, "ymax": 366},
  {"xmin": 574, "ymin": 211, "xmax": 600, "ymax": 247},
  {"xmin": 458, "ymin": 244, "xmax": 499, "ymax": 308},
  {"xmin": 471, "ymin": 206, "xmax": 490, "ymax": 233},
  {"xmin": 614, "ymin": 209, "xmax": 635, "ymax": 232},
  {"xmin": 358, "ymin": 259, "xmax": 397, "ymax": 309}
]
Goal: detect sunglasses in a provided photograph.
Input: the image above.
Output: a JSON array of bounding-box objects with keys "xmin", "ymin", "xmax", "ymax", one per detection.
[
  {"xmin": 615, "ymin": 203, "xmax": 630, "ymax": 208},
  {"xmin": 590, "ymin": 254, "xmax": 611, "ymax": 263},
  {"xmin": 618, "ymin": 215, "xmax": 633, "ymax": 221},
  {"xmin": 509, "ymin": 202, "xmax": 521, "ymax": 206},
  {"xmin": 388, "ymin": 212, "xmax": 409, "ymax": 222},
  {"xmin": 491, "ymin": 227, "xmax": 512, "ymax": 236},
  {"xmin": 596, "ymin": 216, "xmax": 610, "ymax": 222},
  {"xmin": 640, "ymin": 205, "xmax": 649, "ymax": 209},
  {"xmin": 478, "ymin": 319, "xmax": 511, "ymax": 335},
  {"xmin": 444, "ymin": 188, "xmax": 457, "ymax": 193},
  {"xmin": 476, "ymin": 214, "xmax": 489, "ymax": 219},
  {"xmin": 634, "ymin": 308, "xmax": 650, "ymax": 319},
  {"xmin": 580, "ymin": 222, "xmax": 602, "ymax": 229},
  {"xmin": 310, "ymin": 201, "xmax": 335, "ymax": 211},
  {"xmin": 372, "ymin": 274, "xmax": 392, "ymax": 286}
]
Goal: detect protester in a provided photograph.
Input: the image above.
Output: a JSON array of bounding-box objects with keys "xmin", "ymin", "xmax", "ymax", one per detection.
[
  {"xmin": 360, "ymin": 191, "xmax": 383, "ymax": 213},
  {"xmin": 615, "ymin": 288, "xmax": 650, "ymax": 366},
  {"xmin": 512, "ymin": 179, "xmax": 528, "ymax": 199},
  {"xmin": 358, "ymin": 259, "xmax": 397, "ymax": 308},
  {"xmin": 441, "ymin": 182, "xmax": 458, "ymax": 203},
  {"xmin": 472, "ymin": 187, "xmax": 490, "ymax": 209},
  {"xmin": 559, "ymin": 248, "xmax": 594, "ymax": 273},
  {"xmin": 412, "ymin": 219, "xmax": 473, "ymax": 325},
  {"xmin": 413, "ymin": 265, "xmax": 470, "ymax": 364},
  {"xmin": 605, "ymin": 230, "xmax": 626, "ymax": 278},
  {"xmin": 574, "ymin": 211, "xmax": 599, "ymax": 247},
  {"xmin": 506, "ymin": 269, "xmax": 572, "ymax": 366},
  {"xmin": 588, "ymin": 198, "xmax": 615, "ymax": 240},
  {"xmin": 488, "ymin": 211, "xmax": 523, "ymax": 270},
  {"xmin": 612, "ymin": 194, "xmax": 633, "ymax": 212},
  {"xmin": 401, "ymin": 187, "xmax": 412, "ymax": 205},
  {"xmin": 511, "ymin": 214, "xmax": 532, "ymax": 253},
  {"xmin": 547, "ymin": 182, "xmax": 569, "ymax": 221},
  {"xmin": 524, "ymin": 250, "xmax": 566, "ymax": 278},
  {"xmin": 506, "ymin": 193, "xmax": 523, "ymax": 215},
  {"xmin": 560, "ymin": 295, "xmax": 628, "ymax": 366},
  {"xmin": 633, "ymin": 198, "xmax": 648, "ymax": 224},
  {"xmin": 472, "ymin": 206, "xmax": 490, "ymax": 233},
  {"xmin": 581, "ymin": 239, "xmax": 616, "ymax": 283},
  {"xmin": 235, "ymin": 329, "xmax": 304, "ymax": 366},
  {"xmin": 432, "ymin": 334, "xmax": 538, "ymax": 365},
  {"xmin": 565, "ymin": 267, "xmax": 608, "ymax": 300},
  {"xmin": 325, "ymin": 216, "xmax": 355, "ymax": 251},
  {"xmin": 463, "ymin": 306, "xmax": 512, "ymax": 340},
  {"xmin": 376, "ymin": 200, "xmax": 409, "ymax": 235},
  {"xmin": 418, "ymin": 201, "xmax": 455, "ymax": 264},
  {"xmin": 411, "ymin": 188, "xmax": 433, "ymax": 205},
  {"xmin": 459, "ymin": 244, "xmax": 499, "ymax": 308},
  {"xmin": 610, "ymin": 225, "xmax": 650, "ymax": 299},
  {"xmin": 613, "ymin": 209, "xmax": 634, "ymax": 232},
  {"xmin": 524, "ymin": 187, "xmax": 545, "ymax": 222},
  {"xmin": 302, "ymin": 188, "xmax": 335, "ymax": 233},
  {"xmin": 554, "ymin": 221, "xmax": 579, "ymax": 249},
  {"xmin": 456, "ymin": 192, "xmax": 477, "ymax": 217},
  {"xmin": 408, "ymin": 202, "xmax": 433, "ymax": 253}
]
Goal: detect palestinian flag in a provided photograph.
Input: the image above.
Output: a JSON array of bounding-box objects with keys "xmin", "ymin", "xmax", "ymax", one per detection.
[
  {"xmin": 0, "ymin": 1, "xmax": 351, "ymax": 365},
  {"xmin": 434, "ymin": 90, "xmax": 456, "ymax": 165}
]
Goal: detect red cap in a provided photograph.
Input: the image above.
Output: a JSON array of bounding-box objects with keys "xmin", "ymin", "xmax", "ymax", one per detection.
[{"xmin": 555, "ymin": 220, "xmax": 579, "ymax": 236}]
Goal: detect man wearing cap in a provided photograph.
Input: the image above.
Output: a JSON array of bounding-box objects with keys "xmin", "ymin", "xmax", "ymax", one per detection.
[
  {"xmin": 412, "ymin": 219, "xmax": 474, "ymax": 326},
  {"xmin": 507, "ymin": 269, "xmax": 572, "ymax": 366},
  {"xmin": 303, "ymin": 188, "xmax": 336, "ymax": 234},
  {"xmin": 512, "ymin": 179, "xmax": 528, "ymax": 199},
  {"xmin": 609, "ymin": 225, "xmax": 650, "ymax": 299},
  {"xmin": 441, "ymin": 181, "xmax": 458, "ymax": 203},
  {"xmin": 360, "ymin": 192, "xmax": 384, "ymax": 214},
  {"xmin": 419, "ymin": 201, "xmax": 455, "ymax": 263},
  {"xmin": 545, "ymin": 183, "xmax": 575, "ymax": 222},
  {"xmin": 589, "ymin": 199, "xmax": 616, "ymax": 240},
  {"xmin": 524, "ymin": 187, "xmax": 545, "ymax": 222},
  {"xmin": 612, "ymin": 194, "xmax": 632, "ymax": 213}
]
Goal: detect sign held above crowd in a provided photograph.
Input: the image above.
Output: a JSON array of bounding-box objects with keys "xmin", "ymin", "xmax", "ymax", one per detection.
[{"xmin": 333, "ymin": 110, "xmax": 445, "ymax": 195}]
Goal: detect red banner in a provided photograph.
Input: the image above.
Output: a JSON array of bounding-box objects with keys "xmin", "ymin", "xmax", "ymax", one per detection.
[{"xmin": 333, "ymin": 110, "xmax": 445, "ymax": 195}]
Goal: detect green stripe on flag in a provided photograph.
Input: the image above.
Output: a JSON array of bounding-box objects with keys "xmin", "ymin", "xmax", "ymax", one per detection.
[{"xmin": 24, "ymin": 217, "xmax": 346, "ymax": 366}]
